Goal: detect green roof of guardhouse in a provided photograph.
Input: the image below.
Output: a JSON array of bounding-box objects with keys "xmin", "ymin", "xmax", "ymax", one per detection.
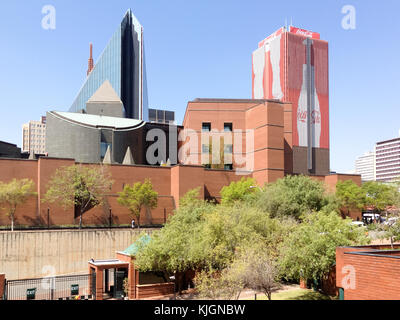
[{"xmin": 122, "ymin": 234, "xmax": 152, "ymax": 256}]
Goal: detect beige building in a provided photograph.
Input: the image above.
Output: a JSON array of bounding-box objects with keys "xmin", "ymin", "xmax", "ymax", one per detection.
[{"xmin": 22, "ymin": 116, "xmax": 47, "ymax": 154}]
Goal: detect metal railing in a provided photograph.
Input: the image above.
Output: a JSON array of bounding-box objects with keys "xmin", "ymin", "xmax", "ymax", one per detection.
[{"xmin": 5, "ymin": 273, "xmax": 95, "ymax": 300}]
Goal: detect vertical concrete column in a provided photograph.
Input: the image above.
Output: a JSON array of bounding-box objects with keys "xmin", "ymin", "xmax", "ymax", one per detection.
[
  {"xmin": 0, "ymin": 274, "xmax": 5, "ymax": 300},
  {"xmin": 135, "ymin": 269, "xmax": 140, "ymax": 299},
  {"xmin": 89, "ymin": 266, "xmax": 95, "ymax": 299},
  {"xmin": 128, "ymin": 258, "xmax": 136, "ymax": 300},
  {"xmin": 95, "ymin": 268, "xmax": 103, "ymax": 300}
]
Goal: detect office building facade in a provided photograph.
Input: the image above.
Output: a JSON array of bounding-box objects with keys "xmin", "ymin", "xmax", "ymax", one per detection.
[
  {"xmin": 375, "ymin": 137, "xmax": 400, "ymax": 182},
  {"xmin": 22, "ymin": 116, "xmax": 46, "ymax": 154},
  {"xmin": 69, "ymin": 9, "xmax": 148, "ymax": 121},
  {"xmin": 355, "ymin": 151, "xmax": 375, "ymax": 182},
  {"xmin": 252, "ymin": 26, "xmax": 330, "ymax": 176}
]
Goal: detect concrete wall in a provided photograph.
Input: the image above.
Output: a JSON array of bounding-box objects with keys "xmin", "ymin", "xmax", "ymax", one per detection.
[
  {"xmin": 0, "ymin": 229, "xmax": 155, "ymax": 280},
  {"xmin": 46, "ymin": 112, "xmax": 100, "ymax": 163}
]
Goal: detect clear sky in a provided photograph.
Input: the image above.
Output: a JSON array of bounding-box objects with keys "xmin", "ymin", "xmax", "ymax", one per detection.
[{"xmin": 0, "ymin": 0, "xmax": 399, "ymax": 173}]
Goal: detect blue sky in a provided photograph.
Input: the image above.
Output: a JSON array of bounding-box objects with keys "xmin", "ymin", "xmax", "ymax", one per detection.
[{"xmin": 0, "ymin": 0, "xmax": 399, "ymax": 173}]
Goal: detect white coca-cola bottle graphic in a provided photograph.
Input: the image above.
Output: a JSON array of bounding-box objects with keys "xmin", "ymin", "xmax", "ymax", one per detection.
[
  {"xmin": 297, "ymin": 64, "xmax": 322, "ymax": 148},
  {"xmin": 312, "ymin": 80, "xmax": 321, "ymax": 148},
  {"xmin": 270, "ymin": 36, "xmax": 283, "ymax": 100}
]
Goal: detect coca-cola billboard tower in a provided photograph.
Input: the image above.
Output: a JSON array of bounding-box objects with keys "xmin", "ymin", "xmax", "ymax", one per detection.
[{"xmin": 252, "ymin": 26, "xmax": 330, "ymax": 175}]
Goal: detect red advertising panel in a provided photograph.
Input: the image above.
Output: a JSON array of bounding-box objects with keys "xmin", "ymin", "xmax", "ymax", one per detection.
[
  {"xmin": 289, "ymin": 26, "xmax": 320, "ymax": 39},
  {"xmin": 252, "ymin": 27, "xmax": 329, "ymax": 149}
]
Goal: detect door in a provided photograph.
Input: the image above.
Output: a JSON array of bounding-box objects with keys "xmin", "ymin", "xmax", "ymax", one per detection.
[
  {"xmin": 114, "ymin": 269, "xmax": 127, "ymax": 299},
  {"xmin": 90, "ymin": 271, "xmax": 96, "ymax": 299}
]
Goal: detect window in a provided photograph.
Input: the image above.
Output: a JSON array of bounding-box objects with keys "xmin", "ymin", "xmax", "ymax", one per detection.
[
  {"xmin": 224, "ymin": 164, "xmax": 233, "ymax": 171},
  {"xmin": 202, "ymin": 144, "xmax": 210, "ymax": 153},
  {"xmin": 202, "ymin": 123, "xmax": 211, "ymax": 132},
  {"xmin": 224, "ymin": 144, "xmax": 233, "ymax": 154},
  {"xmin": 224, "ymin": 123, "xmax": 232, "ymax": 132}
]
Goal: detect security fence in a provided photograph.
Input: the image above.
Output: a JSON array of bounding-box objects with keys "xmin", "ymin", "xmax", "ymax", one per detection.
[{"xmin": 4, "ymin": 273, "xmax": 95, "ymax": 300}]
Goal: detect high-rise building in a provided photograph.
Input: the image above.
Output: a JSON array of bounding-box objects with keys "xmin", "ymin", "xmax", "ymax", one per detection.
[
  {"xmin": 375, "ymin": 137, "xmax": 400, "ymax": 182},
  {"xmin": 252, "ymin": 26, "xmax": 329, "ymax": 176},
  {"xmin": 22, "ymin": 116, "xmax": 47, "ymax": 154},
  {"xmin": 355, "ymin": 151, "xmax": 375, "ymax": 182},
  {"xmin": 69, "ymin": 9, "xmax": 148, "ymax": 120}
]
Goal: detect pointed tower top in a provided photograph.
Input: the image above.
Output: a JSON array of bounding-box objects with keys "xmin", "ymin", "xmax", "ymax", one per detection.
[
  {"xmin": 166, "ymin": 158, "xmax": 171, "ymax": 167},
  {"xmin": 87, "ymin": 43, "xmax": 94, "ymax": 76},
  {"xmin": 102, "ymin": 145, "xmax": 112, "ymax": 164},
  {"xmin": 87, "ymin": 80, "xmax": 122, "ymax": 103},
  {"xmin": 122, "ymin": 147, "xmax": 135, "ymax": 165}
]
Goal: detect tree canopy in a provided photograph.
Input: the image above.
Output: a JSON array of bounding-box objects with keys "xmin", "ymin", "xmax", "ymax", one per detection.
[
  {"xmin": 220, "ymin": 177, "xmax": 259, "ymax": 206},
  {"xmin": 0, "ymin": 179, "xmax": 36, "ymax": 231},
  {"xmin": 117, "ymin": 179, "xmax": 158, "ymax": 228},
  {"xmin": 254, "ymin": 175, "xmax": 336, "ymax": 220},
  {"xmin": 361, "ymin": 181, "xmax": 399, "ymax": 213},
  {"xmin": 135, "ymin": 188, "xmax": 295, "ymax": 275},
  {"xmin": 280, "ymin": 211, "xmax": 370, "ymax": 282},
  {"xmin": 335, "ymin": 180, "xmax": 366, "ymax": 217},
  {"xmin": 43, "ymin": 165, "xmax": 113, "ymax": 228}
]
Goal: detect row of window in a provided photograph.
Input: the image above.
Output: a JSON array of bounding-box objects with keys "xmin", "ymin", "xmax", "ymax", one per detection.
[
  {"xmin": 202, "ymin": 123, "xmax": 233, "ymax": 171},
  {"xmin": 376, "ymin": 142, "xmax": 400, "ymax": 151},
  {"xmin": 202, "ymin": 122, "xmax": 232, "ymax": 132}
]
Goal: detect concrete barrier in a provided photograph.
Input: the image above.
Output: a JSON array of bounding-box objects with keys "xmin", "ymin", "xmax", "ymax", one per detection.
[{"xmin": 0, "ymin": 228, "xmax": 155, "ymax": 280}]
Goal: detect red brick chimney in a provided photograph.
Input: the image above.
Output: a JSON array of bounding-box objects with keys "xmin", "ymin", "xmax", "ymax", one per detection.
[{"xmin": 87, "ymin": 43, "xmax": 94, "ymax": 76}]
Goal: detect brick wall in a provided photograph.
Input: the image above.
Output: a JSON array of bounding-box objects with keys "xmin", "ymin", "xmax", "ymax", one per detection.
[
  {"xmin": 136, "ymin": 282, "xmax": 175, "ymax": 299},
  {"xmin": 336, "ymin": 245, "xmax": 400, "ymax": 300},
  {"xmin": 0, "ymin": 158, "xmax": 242, "ymax": 227}
]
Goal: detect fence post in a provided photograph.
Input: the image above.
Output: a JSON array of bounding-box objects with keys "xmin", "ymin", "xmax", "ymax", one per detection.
[{"xmin": 0, "ymin": 274, "xmax": 5, "ymax": 300}]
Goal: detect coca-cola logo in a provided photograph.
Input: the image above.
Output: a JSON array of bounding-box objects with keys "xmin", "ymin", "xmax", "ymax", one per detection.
[
  {"xmin": 297, "ymin": 110, "xmax": 307, "ymax": 123},
  {"xmin": 296, "ymin": 29, "xmax": 313, "ymax": 38},
  {"xmin": 297, "ymin": 110, "xmax": 321, "ymax": 124}
]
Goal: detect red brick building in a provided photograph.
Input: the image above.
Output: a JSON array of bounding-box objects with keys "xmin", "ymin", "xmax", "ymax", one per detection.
[
  {"xmin": 0, "ymin": 97, "xmax": 362, "ymax": 228},
  {"xmin": 336, "ymin": 245, "xmax": 400, "ymax": 300}
]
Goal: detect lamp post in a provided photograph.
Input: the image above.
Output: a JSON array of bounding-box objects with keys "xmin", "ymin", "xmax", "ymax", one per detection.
[
  {"xmin": 109, "ymin": 209, "xmax": 112, "ymax": 229},
  {"xmin": 47, "ymin": 208, "xmax": 50, "ymax": 229}
]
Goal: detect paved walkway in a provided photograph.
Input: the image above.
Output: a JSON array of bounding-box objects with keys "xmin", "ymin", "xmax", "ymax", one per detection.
[{"xmin": 144, "ymin": 284, "xmax": 300, "ymax": 300}]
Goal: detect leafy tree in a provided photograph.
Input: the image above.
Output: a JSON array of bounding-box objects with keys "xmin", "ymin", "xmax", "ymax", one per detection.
[
  {"xmin": 194, "ymin": 267, "xmax": 244, "ymax": 300},
  {"xmin": 194, "ymin": 243, "xmax": 281, "ymax": 300},
  {"xmin": 0, "ymin": 179, "xmax": 36, "ymax": 231},
  {"xmin": 361, "ymin": 181, "xmax": 399, "ymax": 213},
  {"xmin": 280, "ymin": 211, "xmax": 370, "ymax": 283},
  {"xmin": 117, "ymin": 179, "xmax": 158, "ymax": 229},
  {"xmin": 242, "ymin": 246, "xmax": 281, "ymax": 300},
  {"xmin": 336, "ymin": 180, "xmax": 366, "ymax": 218},
  {"xmin": 220, "ymin": 177, "xmax": 259, "ymax": 206},
  {"xmin": 135, "ymin": 189, "xmax": 295, "ymax": 294},
  {"xmin": 43, "ymin": 165, "xmax": 113, "ymax": 229},
  {"xmin": 254, "ymin": 175, "xmax": 332, "ymax": 220},
  {"xmin": 135, "ymin": 188, "xmax": 211, "ymax": 273},
  {"xmin": 379, "ymin": 221, "xmax": 400, "ymax": 249}
]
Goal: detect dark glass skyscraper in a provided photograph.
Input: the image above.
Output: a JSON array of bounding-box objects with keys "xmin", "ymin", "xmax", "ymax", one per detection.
[{"xmin": 70, "ymin": 9, "xmax": 148, "ymax": 120}]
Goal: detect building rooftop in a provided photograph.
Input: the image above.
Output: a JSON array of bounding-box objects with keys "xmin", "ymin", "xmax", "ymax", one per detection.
[
  {"xmin": 49, "ymin": 111, "xmax": 145, "ymax": 130},
  {"xmin": 120, "ymin": 234, "xmax": 152, "ymax": 256}
]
